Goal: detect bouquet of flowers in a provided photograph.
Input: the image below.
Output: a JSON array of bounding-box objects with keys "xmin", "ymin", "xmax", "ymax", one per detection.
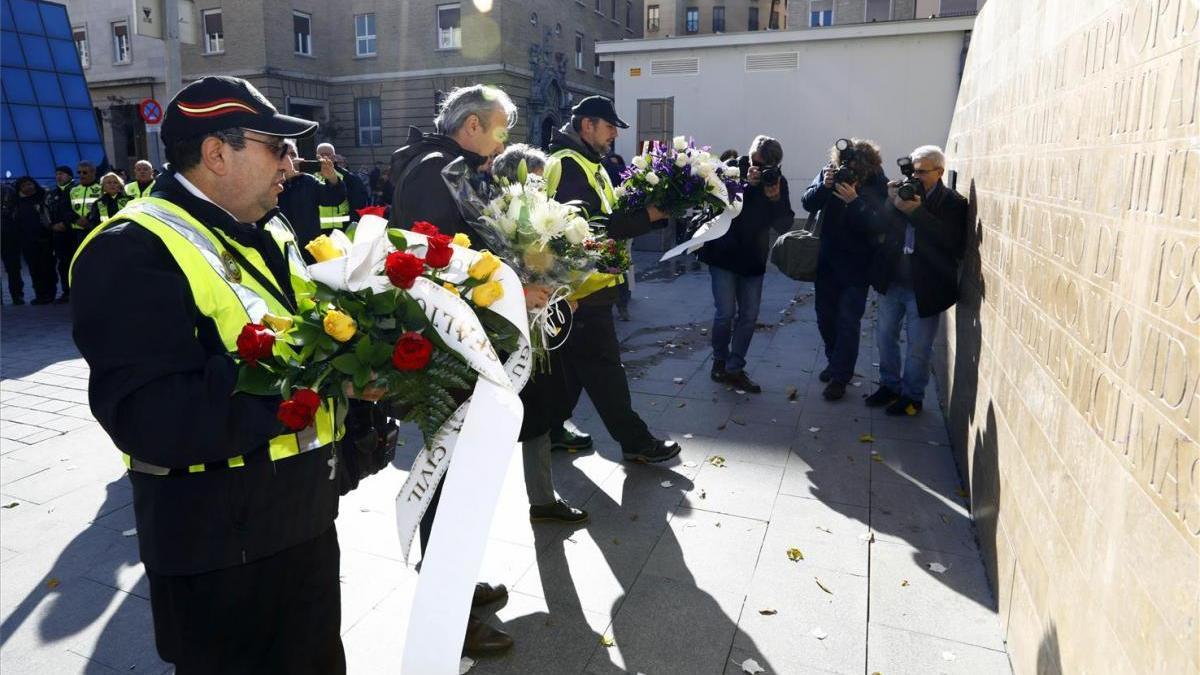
[
  {"xmin": 615, "ymin": 136, "xmax": 744, "ymax": 221},
  {"xmin": 234, "ymin": 215, "xmax": 522, "ymax": 446}
]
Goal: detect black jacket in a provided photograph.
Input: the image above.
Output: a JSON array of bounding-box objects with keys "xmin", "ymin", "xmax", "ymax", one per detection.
[
  {"xmin": 388, "ymin": 126, "xmax": 486, "ymax": 240},
  {"xmin": 339, "ymin": 167, "xmax": 369, "ymax": 222},
  {"xmin": 699, "ymin": 172, "xmax": 794, "ymax": 277},
  {"xmin": 87, "ymin": 192, "xmax": 128, "ymax": 230},
  {"xmin": 46, "ymin": 181, "xmax": 75, "ymax": 227},
  {"xmin": 277, "ymin": 172, "xmax": 347, "ymax": 255},
  {"xmin": 869, "ymin": 182, "xmax": 968, "ymax": 317},
  {"xmin": 801, "ymin": 171, "xmax": 889, "ymax": 287},
  {"xmin": 71, "ymin": 170, "xmax": 339, "ymax": 576},
  {"xmin": 6, "ymin": 182, "xmax": 51, "ymax": 242},
  {"xmin": 548, "ymin": 126, "xmax": 666, "ymax": 304}
]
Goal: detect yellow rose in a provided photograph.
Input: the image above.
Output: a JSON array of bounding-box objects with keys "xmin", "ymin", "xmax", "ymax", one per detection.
[
  {"xmin": 442, "ymin": 282, "xmax": 461, "ymax": 296},
  {"xmin": 452, "ymin": 232, "xmax": 472, "ymax": 248},
  {"xmin": 305, "ymin": 235, "xmax": 344, "ymax": 263},
  {"xmin": 471, "ymin": 280, "xmax": 504, "ymax": 307},
  {"xmin": 261, "ymin": 313, "xmax": 294, "ymax": 332},
  {"xmin": 468, "ymin": 250, "xmax": 501, "ymax": 280},
  {"xmin": 322, "ymin": 308, "xmax": 357, "ymax": 342}
]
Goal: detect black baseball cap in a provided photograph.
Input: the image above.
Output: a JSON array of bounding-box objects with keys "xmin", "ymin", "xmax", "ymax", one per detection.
[
  {"xmin": 161, "ymin": 76, "xmax": 318, "ymax": 144},
  {"xmin": 571, "ymin": 96, "xmax": 629, "ymax": 129}
]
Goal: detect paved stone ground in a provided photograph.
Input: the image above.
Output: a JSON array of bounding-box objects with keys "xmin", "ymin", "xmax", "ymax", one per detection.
[{"xmin": 0, "ymin": 255, "xmax": 1012, "ymax": 674}]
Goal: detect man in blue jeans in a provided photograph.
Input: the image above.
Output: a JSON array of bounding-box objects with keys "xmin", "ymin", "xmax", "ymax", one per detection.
[
  {"xmin": 866, "ymin": 145, "xmax": 968, "ymax": 415},
  {"xmin": 699, "ymin": 136, "xmax": 794, "ymax": 393}
]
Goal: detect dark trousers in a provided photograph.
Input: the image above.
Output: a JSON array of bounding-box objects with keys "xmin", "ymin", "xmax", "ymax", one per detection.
[
  {"xmin": 814, "ymin": 278, "xmax": 868, "ymax": 384},
  {"xmin": 51, "ymin": 228, "xmax": 79, "ymax": 295},
  {"xmin": 1, "ymin": 230, "xmax": 55, "ymax": 301},
  {"xmin": 554, "ymin": 302, "xmax": 653, "ymax": 451},
  {"xmin": 146, "ymin": 526, "xmax": 345, "ymax": 675}
]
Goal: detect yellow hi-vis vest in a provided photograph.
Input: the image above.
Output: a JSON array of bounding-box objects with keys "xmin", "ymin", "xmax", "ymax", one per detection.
[
  {"xmin": 71, "ymin": 197, "xmax": 340, "ymax": 475},
  {"xmin": 313, "ymin": 172, "xmax": 350, "ymax": 230},
  {"xmin": 124, "ymin": 180, "xmax": 155, "ymax": 200},
  {"xmin": 94, "ymin": 195, "xmax": 130, "ymax": 222},
  {"xmin": 69, "ymin": 183, "xmax": 102, "ymax": 227},
  {"xmin": 545, "ymin": 148, "xmax": 623, "ymax": 300}
]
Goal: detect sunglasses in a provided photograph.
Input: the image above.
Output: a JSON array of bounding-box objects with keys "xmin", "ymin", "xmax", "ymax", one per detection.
[{"xmin": 243, "ymin": 135, "xmax": 290, "ymax": 160}]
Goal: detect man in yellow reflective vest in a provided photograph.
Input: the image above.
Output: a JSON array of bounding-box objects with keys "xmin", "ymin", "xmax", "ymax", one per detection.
[
  {"xmin": 68, "ymin": 160, "xmax": 102, "ymax": 232},
  {"xmin": 124, "ymin": 159, "xmax": 156, "ymax": 199},
  {"xmin": 543, "ymin": 96, "xmax": 682, "ymax": 464},
  {"xmin": 314, "ymin": 142, "xmax": 368, "ymax": 229},
  {"xmin": 71, "ymin": 76, "xmax": 368, "ymax": 674}
]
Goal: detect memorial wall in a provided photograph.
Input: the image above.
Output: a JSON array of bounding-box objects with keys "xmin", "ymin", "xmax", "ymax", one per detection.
[{"xmin": 938, "ymin": 0, "xmax": 1198, "ymax": 672}]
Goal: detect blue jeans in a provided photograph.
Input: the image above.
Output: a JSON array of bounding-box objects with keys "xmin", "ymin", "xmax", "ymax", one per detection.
[
  {"xmin": 814, "ymin": 278, "xmax": 868, "ymax": 384},
  {"xmin": 710, "ymin": 267, "xmax": 763, "ymax": 373},
  {"xmin": 876, "ymin": 284, "xmax": 940, "ymax": 401}
]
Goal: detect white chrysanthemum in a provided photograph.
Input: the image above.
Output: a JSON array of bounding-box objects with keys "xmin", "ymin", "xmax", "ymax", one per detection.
[
  {"xmin": 613, "ymin": 184, "xmax": 628, "ymax": 199},
  {"xmin": 674, "ymin": 154, "xmax": 687, "ymax": 168},
  {"xmin": 645, "ymin": 171, "xmax": 660, "ymax": 186},
  {"xmin": 673, "ymin": 136, "xmax": 688, "ymax": 151},
  {"xmin": 632, "ymin": 155, "xmax": 648, "ymax": 170}
]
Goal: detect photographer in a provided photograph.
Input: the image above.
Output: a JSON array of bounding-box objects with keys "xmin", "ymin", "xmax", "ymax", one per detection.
[
  {"xmin": 801, "ymin": 138, "xmax": 888, "ymax": 401},
  {"xmin": 699, "ymin": 135, "xmax": 794, "ymax": 393},
  {"xmin": 277, "ymin": 140, "xmax": 346, "ymax": 253},
  {"xmin": 865, "ymin": 145, "xmax": 967, "ymax": 416}
]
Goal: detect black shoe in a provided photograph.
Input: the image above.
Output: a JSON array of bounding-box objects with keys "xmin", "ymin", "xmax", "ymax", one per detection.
[
  {"xmin": 549, "ymin": 425, "xmax": 593, "ymax": 452},
  {"xmin": 463, "ymin": 616, "xmax": 514, "ymax": 658},
  {"xmin": 818, "ymin": 368, "xmax": 832, "ymax": 383},
  {"xmin": 710, "ymin": 360, "xmax": 727, "ymax": 382},
  {"xmin": 54, "ymin": 293, "xmax": 69, "ymax": 304},
  {"xmin": 31, "ymin": 296, "xmax": 54, "ymax": 306},
  {"xmin": 10, "ymin": 297, "xmax": 24, "ymax": 306},
  {"xmin": 617, "ymin": 305, "xmax": 630, "ymax": 321},
  {"xmin": 622, "ymin": 438, "xmax": 681, "ymax": 463},
  {"xmin": 864, "ymin": 386, "xmax": 899, "ymax": 408},
  {"xmin": 886, "ymin": 396, "xmax": 923, "ymax": 416},
  {"xmin": 724, "ymin": 370, "xmax": 761, "ymax": 394},
  {"xmin": 472, "ymin": 582, "xmax": 508, "ymax": 608},
  {"xmin": 529, "ymin": 499, "xmax": 590, "ymax": 524},
  {"xmin": 822, "ymin": 381, "xmax": 846, "ymax": 401}
]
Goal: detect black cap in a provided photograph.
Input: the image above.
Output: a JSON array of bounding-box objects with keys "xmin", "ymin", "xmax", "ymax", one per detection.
[
  {"xmin": 571, "ymin": 96, "xmax": 629, "ymax": 129},
  {"xmin": 161, "ymin": 76, "xmax": 318, "ymax": 144},
  {"xmin": 55, "ymin": 165, "xmax": 73, "ymax": 176}
]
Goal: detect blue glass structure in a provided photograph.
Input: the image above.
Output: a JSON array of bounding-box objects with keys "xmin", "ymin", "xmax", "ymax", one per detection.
[{"xmin": 1, "ymin": 0, "xmax": 104, "ymax": 184}]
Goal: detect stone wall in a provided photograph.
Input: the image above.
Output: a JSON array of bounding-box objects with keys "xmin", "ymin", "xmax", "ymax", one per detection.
[{"xmin": 937, "ymin": 0, "xmax": 1198, "ymax": 673}]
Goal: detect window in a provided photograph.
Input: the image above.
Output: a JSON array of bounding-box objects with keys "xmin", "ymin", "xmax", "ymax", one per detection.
[
  {"xmin": 810, "ymin": 10, "xmax": 832, "ymax": 26},
  {"xmin": 574, "ymin": 32, "xmax": 584, "ymax": 69},
  {"xmin": 594, "ymin": 52, "xmax": 602, "ymax": 76},
  {"xmin": 748, "ymin": 7, "xmax": 759, "ymax": 30},
  {"xmin": 685, "ymin": 7, "xmax": 699, "ymax": 33},
  {"xmin": 437, "ymin": 4, "xmax": 461, "ymax": 49},
  {"xmin": 769, "ymin": 8, "xmax": 780, "ymax": 29},
  {"xmin": 355, "ymin": 13, "xmax": 376, "ymax": 56},
  {"xmin": 356, "ymin": 98, "xmax": 382, "ymax": 146},
  {"xmin": 712, "ymin": 6, "xmax": 725, "ymax": 32},
  {"xmin": 595, "ymin": 0, "xmax": 602, "ymax": 13},
  {"xmin": 202, "ymin": 9, "xmax": 223, "ymax": 54},
  {"xmin": 625, "ymin": 1, "xmax": 632, "ymax": 28},
  {"xmin": 865, "ymin": 0, "xmax": 891, "ymax": 22},
  {"xmin": 111, "ymin": 20, "xmax": 129, "ymax": 64},
  {"xmin": 647, "ymin": 5, "xmax": 660, "ymax": 32},
  {"xmin": 293, "ymin": 11, "xmax": 311, "ymax": 55},
  {"xmin": 72, "ymin": 26, "xmax": 88, "ymax": 68}
]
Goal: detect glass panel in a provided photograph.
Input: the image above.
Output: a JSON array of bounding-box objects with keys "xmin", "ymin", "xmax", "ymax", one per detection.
[
  {"xmin": 19, "ymin": 33, "xmax": 52, "ymax": 69},
  {"xmin": 40, "ymin": 106, "xmax": 71, "ymax": 141},
  {"xmin": 79, "ymin": 142, "xmax": 104, "ymax": 164},
  {"xmin": 1, "ymin": 104, "xmax": 15, "ymax": 140},
  {"xmin": 39, "ymin": 2, "xmax": 70, "ymax": 38},
  {"xmin": 10, "ymin": 0, "xmax": 43, "ymax": 34},
  {"xmin": 2, "ymin": 138, "xmax": 25, "ymax": 180},
  {"xmin": 1, "ymin": 0, "xmax": 16, "ymax": 33},
  {"xmin": 2, "ymin": 31, "xmax": 25, "ymax": 68},
  {"xmin": 865, "ymin": 0, "xmax": 890, "ymax": 21},
  {"xmin": 58, "ymin": 73, "xmax": 89, "ymax": 106},
  {"xmin": 2, "ymin": 67, "xmax": 36, "ymax": 103},
  {"xmin": 49, "ymin": 37, "xmax": 81, "ymax": 72},
  {"xmin": 22, "ymin": 140, "xmax": 54, "ymax": 177},
  {"xmin": 11, "ymin": 104, "xmax": 45, "ymax": 139},
  {"xmin": 30, "ymin": 70, "xmax": 62, "ymax": 105},
  {"xmin": 51, "ymin": 141, "xmax": 79, "ymax": 167},
  {"xmin": 69, "ymin": 107, "xmax": 100, "ymax": 141}
]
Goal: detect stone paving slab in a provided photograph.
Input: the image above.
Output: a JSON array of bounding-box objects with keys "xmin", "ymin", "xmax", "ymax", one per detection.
[{"xmin": 1, "ymin": 255, "xmax": 1011, "ymax": 674}]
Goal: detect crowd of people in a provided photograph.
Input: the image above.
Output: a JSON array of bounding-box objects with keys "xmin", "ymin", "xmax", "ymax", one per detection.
[{"xmin": 22, "ymin": 71, "xmax": 968, "ymax": 672}]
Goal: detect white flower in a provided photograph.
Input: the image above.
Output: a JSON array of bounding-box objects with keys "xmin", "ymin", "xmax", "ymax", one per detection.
[
  {"xmin": 645, "ymin": 171, "xmax": 660, "ymax": 186},
  {"xmin": 564, "ymin": 217, "xmax": 590, "ymax": 244},
  {"xmin": 632, "ymin": 155, "xmax": 648, "ymax": 170},
  {"xmin": 613, "ymin": 184, "xmax": 628, "ymax": 199},
  {"xmin": 673, "ymin": 136, "xmax": 688, "ymax": 151},
  {"xmin": 674, "ymin": 154, "xmax": 688, "ymax": 168},
  {"xmin": 697, "ymin": 162, "xmax": 715, "ymax": 178},
  {"xmin": 725, "ymin": 165, "xmax": 741, "ymax": 179}
]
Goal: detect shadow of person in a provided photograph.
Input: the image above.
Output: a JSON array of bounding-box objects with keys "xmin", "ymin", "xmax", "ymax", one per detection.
[
  {"xmin": 1036, "ymin": 621, "xmax": 1062, "ymax": 675},
  {"xmin": 943, "ymin": 178, "xmax": 986, "ymax": 484}
]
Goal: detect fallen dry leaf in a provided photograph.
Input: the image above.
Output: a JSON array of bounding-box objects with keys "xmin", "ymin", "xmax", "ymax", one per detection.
[
  {"xmin": 2, "ymin": 502, "xmax": 19, "ymax": 509},
  {"xmin": 660, "ymin": 481, "xmax": 674, "ymax": 488},
  {"xmin": 815, "ymin": 526, "xmax": 832, "ymax": 534},
  {"xmin": 808, "ymin": 426, "xmax": 821, "ymax": 433},
  {"xmin": 955, "ymin": 488, "xmax": 969, "ymax": 499},
  {"xmin": 708, "ymin": 456, "xmax": 726, "ymax": 467},
  {"xmin": 46, "ymin": 577, "xmax": 60, "ymax": 590},
  {"xmin": 927, "ymin": 562, "xmax": 948, "ymax": 574},
  {"xmin": 901, "ymin": 580, "xmax": 910, "ymax": 587},
  {"xmin": 740, "ymin": 658, "xmax": 766, "ymax": 674},
  {"xmin": 122, "ymin": 528, "xmax": 137, "ymax": 537},
  {"xmin": 758, "ymin": 609, "xmax": 778, "ymax": 616},
  {"xmin": 787, "ymin": 547, "xmax": 804, "ymax": 562},
  {"xmin": 814, "ymin": 577, "xmax": 833, "ymax": 594},
  {"xmin": 683, "ymin": 433, "xmax": 694, "ymax": 439},
  {"xmin": 612, "ymin": 538, "xmax": 620, "ymax": 546},
  {"xmin": 870, "ymin": 452, "xmax": 883, "ymax": 463},
  {"xmin": 699, "ymin": 489, "xmax": 707, "ymax": 499},
  {"xmin": 786, "ymin": 386, "xmax": 799, "ymax": 401},
  {"xmin": 810, "ymin": 627, "xmax": 829, "ymax": 640},
  {"xmin": 859, "ymin": 433, "xmax": 875, "ymax": 443},
  {"xmin": 717, "ymin": 423, "xmax": 727, "ymax": 431},
  {"xmin": 735, "ymin": 389, "xmax": 747, "ymax": 395},
  {"xmin": 676, "ymin": 402, "xmax": 687, "ymax": 408},
  {"xmin": 729, "ymin": 417, "xmax": 746, "ymax": 426},
  {"xmin": 939, "ymin": 514, "xmax": 950, "ymax": 525},
  {"xmin": 673, "ymin": 377, "xmax": 684, "ymax": 384},
  {"xmin": 600, "ymin": 635, "xmax": 615, "ymax": 647}
]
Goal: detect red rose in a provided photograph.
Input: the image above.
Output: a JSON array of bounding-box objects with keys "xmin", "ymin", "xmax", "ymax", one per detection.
[
  {"xmin": 277, "ymin": 388, "xmax": 321, "ymax": 431},
  {"xmin": 424, "ymin": 236, "xmax": 454, "ymax": 269},
  {"xmin": 385, "ymin": 250, "xmax": 425, "ymax": 289},
  {"xmin": 236, "ymin": 323, "xmax": 275, "ymax": 366},
  {"xmin": 356, "ymin": 205, "xmax": 388, "ymax": 218},
  {"xmin": 411, "ymin": 221, "xmax": 440, "ymax": 237},
  {"xmin": 392, "ymin": 332, "xmax": 433, "ymax": 371}
]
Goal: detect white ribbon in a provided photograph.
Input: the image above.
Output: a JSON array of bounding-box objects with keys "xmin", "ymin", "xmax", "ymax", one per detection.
[{"xmin": 659, "ymin": 203, "xmax": 742, "ymax": 262}]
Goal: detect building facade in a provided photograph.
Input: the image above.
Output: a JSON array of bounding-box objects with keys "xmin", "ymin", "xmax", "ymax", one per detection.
[
  {"xmin": 174, "ymin": 0, "xmax": 641, "ymax": 171},
  {"xmin": 790, "ymin": 0, "xmax": 984, "ymax": 30},
  {"xmin": 64, "ymin": 0, "xmax": 166, "ymax": 171},
  {"xmin": 643, "ymin": 0, "xmax": 788, "ymax": 38}
]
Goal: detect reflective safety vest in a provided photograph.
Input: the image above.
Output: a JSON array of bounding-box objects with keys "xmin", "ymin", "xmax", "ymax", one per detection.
[
  {"xmin": 94, "ymin": 195, "xmax": 130, "ymax": 222},
  {"xmin": 313, "ymin": 172, "xmax": 350, "ymax": 230},
  {"xmin": 124, "ymin": 180, "xmax": 155, "ymax": 200},
  {"xmin": 69, "ymin": 183, "xmax": 102, "ymax": 227},
  {"xmin": 71, "ymin": 197, "xmax": 338, "ymax": 475},
  {"xmin": 545, "ymin": 148, "xmax": 618, "ymax": 215}
]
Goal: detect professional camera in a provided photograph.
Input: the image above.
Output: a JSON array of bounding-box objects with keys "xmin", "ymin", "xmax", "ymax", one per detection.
[
  {"xmin": 832, "ymin": 138, "xmax": 857, "ymax": 185},
  {"xmin": 737, "ymin": 155, "xmax": 782, "ymax": 187},
  {"xmin": 895, "ymin": 156, "xmax": 924, "ymax": 201}
]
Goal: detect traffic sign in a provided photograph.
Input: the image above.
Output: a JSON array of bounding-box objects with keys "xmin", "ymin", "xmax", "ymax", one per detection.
[{"xmin": 139, "ymin": 98, "xmax": 163, "ymax": 124}]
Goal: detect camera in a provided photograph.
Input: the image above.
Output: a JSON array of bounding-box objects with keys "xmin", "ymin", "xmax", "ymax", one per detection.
[
  {"xmin": 832, "ymin": 138, "xmax": 857, "ymax": 185},
  {"xmin": 895, "ymin": 157, "xmax": 923, "ymax": 201},
  {"xmin": 737, "ymin": 155, "xmax": 782, "ymax": 187}
]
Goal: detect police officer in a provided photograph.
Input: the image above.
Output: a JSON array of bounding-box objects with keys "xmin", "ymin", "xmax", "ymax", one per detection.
[
  {"xmin": 71, "ymin": 76, "xmax": 366, "ymax": 673},
  {"xmin": 544, "ymin": 96, "xmax": 681, "ymax": 464},
  {"xmin": 125, "ymin": 159, "xmax": 156, "ymax": 199},
  {"xmin": 314, "ymin": 142, "xmax": 368, "ymax": 228}
]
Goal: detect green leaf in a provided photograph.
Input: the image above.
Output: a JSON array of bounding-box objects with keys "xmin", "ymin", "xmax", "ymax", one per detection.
[
  {"xmin": 352, "ymin": 367, "xmax": 371, "ymax": 390},
  {"xmin": 354, "ymin": 335, "xmax": 374, "ymax": 362},
  {"xmin": 332, "ymin": 353, "xmax": 361, "ymax": 375},
  {"xmin": 370, "ymin": 342, "xmax": 394, "ymax": 368},
  {"xmin": 368, "ymin": 290, "xmax": 398, "ymax": 315},
  {"xmin": 235, "ymin": 364, "xmax": 282, "ymax": 396},
  {"xmin": 387, "ymin": 229, "xmax": 408, "ymax": 251}
]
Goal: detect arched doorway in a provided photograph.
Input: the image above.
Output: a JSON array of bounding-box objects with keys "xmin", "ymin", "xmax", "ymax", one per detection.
[{"xmin": 540, "ymin": 116, "xmax": 556, "ymax": 149}]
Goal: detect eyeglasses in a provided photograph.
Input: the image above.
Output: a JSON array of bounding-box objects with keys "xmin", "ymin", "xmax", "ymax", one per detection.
[
  {"xmin": 243, "ymin": 135, "xmax": 290, "ymax": 160},
  {"xmin": 911, "ymin": 168, "xmax": 942, "ymax": 175}
]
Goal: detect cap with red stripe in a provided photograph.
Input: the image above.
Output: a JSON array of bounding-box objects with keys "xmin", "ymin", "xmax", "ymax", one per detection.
[{"xmin": 161, "ymin": 76, "xmax": 318, "ymax": 144}]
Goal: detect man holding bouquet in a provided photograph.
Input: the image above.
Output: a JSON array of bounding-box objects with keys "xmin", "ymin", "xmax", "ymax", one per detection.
[{"xmin": 545, "ymin": 96, "xmax": 682, "ymax": 464}]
